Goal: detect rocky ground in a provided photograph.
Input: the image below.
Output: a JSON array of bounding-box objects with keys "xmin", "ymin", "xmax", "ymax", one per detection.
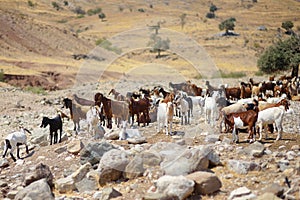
[{"xmin": 0, "ymin": 79, "xmax": 300, "ymax": 200}]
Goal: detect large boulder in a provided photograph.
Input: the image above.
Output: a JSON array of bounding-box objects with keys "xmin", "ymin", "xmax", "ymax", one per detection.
[
  {"xmin": 186, "ymin": 171, "xmax": 222, "ymax": 195},
  {"xmin": 161, "ymin": 148, "xmax": 209, "ymax": 176},
  {"xmin": 227, "ymin": 159, "xmax": 261, "ymax": 174},
  {"xmin": 150, "ymin": 175, "xmax": 195, "ymax": 200},
  {"xmin": 80, "ymin": 141, "xmax": 117, "ymax": 165},
  {"xmin": 124, "ymin": 155, "xmax": 144, "ymax": 179},
  {"xmin": 23, "ymin": 163, "xmax": 54, "ymax": 189},
  {"xmin": 15, "ymin": 178, "xmax": 54, "ymax": 200},
  {"xmin": 98, "ymin": 149, "xmax": 130, "ymax": 185},
  {"xmin": 67, "ymin": 139, "xmax": 84, "ymax": 154}
]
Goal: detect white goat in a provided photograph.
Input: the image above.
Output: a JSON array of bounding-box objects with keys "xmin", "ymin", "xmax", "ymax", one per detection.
[
  {"xmin": 175, "ymin": 95, "xmax": 189, "ymax": 125},
  {"xmin": 3, "ymin": 127, "xmax": 31, "ymax": 162},
  {"xmin": 204, "ymin": 91, "xmax": 219, "ymax": 127},
  {"xmin": 86, "ymin": 106, "xmax": 100, "ymax": 135},
  {"xmin": 119, "ymin": 121, "xmax": 141, "ymax": 140},
  {"xmin": 256, "ymin": 105, "xmax": 286, "ymax": 141},
  {"xmin": 266, "ymin": 93, "xmax": 287, "ymax": 104},
  {"xmin": 157, "ymin": 102, "xmax": 174, "ymax": 135},
  {"xmin": 189, "ymin": 96, "xmax": 205, "ymax": 114}
]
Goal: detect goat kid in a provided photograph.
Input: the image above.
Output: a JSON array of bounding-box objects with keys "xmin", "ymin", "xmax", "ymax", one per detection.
[
  {"xmin": 119, "ymin": 121, "xmax": 141, "ymax": 140},
  {"xmin": 40, "ymin": 115, "xmax": 63, "ymax": 145},
  {"xmin": 3, "ymin": 127, "xmax": 31, "ymax": 162}
]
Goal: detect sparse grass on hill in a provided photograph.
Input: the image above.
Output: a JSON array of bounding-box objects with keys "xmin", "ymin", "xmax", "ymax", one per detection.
[{"xmin": 24, "ymin": 86, "xmax": 47, "ymax": 95}]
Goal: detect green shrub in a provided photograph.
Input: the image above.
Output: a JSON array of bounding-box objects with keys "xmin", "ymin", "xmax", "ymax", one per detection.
[
  {"xmin": 57, "ymin": 19, "xmax": 68, "ymax": 23},
  {"xmin": 28, "ymin": 0, "xmax": 35, "ymax": 7},
  {"xmin": 76, "ymin": 14, "xmax": 85, "ymax": 18},
  {"xmin": 138, "ymin": 8, "xmax": 145, "ymax": 12},
  {"xmin": 87, "ymin": 7, "xmax": 102, "ymax": 16},
  {"xmin": 25, "ymin": 86, "xmax": 47, "ymax": 95},
  {"xmin": 254, "ymin": 70, "xmax": 264, "ymax": 76},
  {"xmin": 220, "ymin": 70, "xmax": 246, "ymax": 78},
  {"xmin": 98, "ymin": 39, "xmax": 122, "ymax": 54},
  {"xmin": 206, "ymin": 12, "xmax": 215, "ymax": 19},
  {"xmin": 51, "ymin": 2, "xmax": 61, "ymax": 11}
]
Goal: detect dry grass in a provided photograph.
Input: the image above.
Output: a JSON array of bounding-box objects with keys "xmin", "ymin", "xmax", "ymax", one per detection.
[{"xmin": 0, "ymin": 0, "xmax": 299, "ymax": 82}]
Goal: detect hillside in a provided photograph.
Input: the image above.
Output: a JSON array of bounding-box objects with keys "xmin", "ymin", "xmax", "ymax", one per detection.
[{"xmin": 0, "ymin": 0, "xmax": 299, "ymax": 89}]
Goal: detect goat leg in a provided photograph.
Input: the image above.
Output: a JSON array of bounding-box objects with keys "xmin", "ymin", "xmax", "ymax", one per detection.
[
  {"xmin": 10, "ymin": 152, "xmax": 16, "ymax": 162},
  {"xmin": 2, "ymin": 139, "xmax": 10, "ymax": 158},
  {"xmin": 16, "ymin": 143, "xmax": 21, "ymax": 159},
  {"xmin": 50, "ymin": 133, "xmax": 53, "ymax": 145}
]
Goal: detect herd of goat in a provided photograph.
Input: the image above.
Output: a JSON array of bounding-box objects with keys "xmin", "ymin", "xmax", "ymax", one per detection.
[{"xmin": 3, "ymin": 75, "xmax": 300, "ymax": 162}]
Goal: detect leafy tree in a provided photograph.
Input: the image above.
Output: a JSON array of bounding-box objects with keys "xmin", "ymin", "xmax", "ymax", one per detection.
[
  {"xmin": 219, "ymin": 17, "xmax": 236, "ymax": 35},
  {"xmin": 282, "ymin": 21, "xmax": 294, "ymax": 35},
  {"xmin": 98, "ymin": 12, "xmax": 106, "ymax": 21},
  {"xmin": 210, "ymin": 4, "xmax": 218, "ymax": 12},
  {"xmin": 149, "ymin": 22, "xmax": 161, "ymax": 34},
  {"xmin": 27, "ymin": 0, "xmax": 35, "ymax": 7},
  {"xmin": 51, "ymin": 2, "xmax": 61, "ymax": 11},
  {"xmin": 257, "ymin": 35, "xmax": 300, "ymax": 77},
  {"xmin": 179, "ymin": 13, "xmax": 187, "ymax": 30},
  {"xmin": 206, "ymin": 12, "xmax": 215, "ymax": 19},
  {"xmin": 148, "ymin": 34, "xmax": 170, "ymax": 58}
]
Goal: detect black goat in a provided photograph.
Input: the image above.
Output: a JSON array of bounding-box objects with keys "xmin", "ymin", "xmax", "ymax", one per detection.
[{"xmin": 40, "ymin": 115, "xmax": 62, "ymax": 145}]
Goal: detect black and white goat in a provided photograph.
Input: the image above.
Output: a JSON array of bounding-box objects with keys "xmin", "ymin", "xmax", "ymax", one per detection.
[
  {"xmin": 40, "ymin": 115, "xmax": 62, "ymax": 145},
  {"xmin": 3, "ymin": 127, "xmax": 31, "ymax": 162}
]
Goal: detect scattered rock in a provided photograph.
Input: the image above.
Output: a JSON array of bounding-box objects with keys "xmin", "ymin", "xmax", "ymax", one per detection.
[
  {"xmin": 242, "ymin": 141, "xmax": 265, "ymax": 157},
  {"xmin": 124, "ymin": 155, "xmax": 144, "ymax": 179},
  {"xmin": 100, "ymin": 187, "xmax": 122, "ymax": 200},
  {"xmin": 67, "ymin": 139, "xmax": 84, "ymax": 154},
  {"xmin": 80, "ymin": 141, "xmax": 117, "ymax": 165},
  {"xmin": 262, "ymin": 183, "xmax": 284, "ymax": 197},
  {"xmin": 23, "ymin": 163, "xmax": 54, "ymax": 189},
  {"xmin": 55, "ymin": 176, "xmax": 76, "ymax": 193},
  {"xmin": 161, "ymin": 147, "xmax": 209, "ymax": 176},
  {"xmin": 227, "ymin": 159, "xmax": 261, "ymax": 174},
  {"xmin": 15, "ymin": 178, "xmax": 54, "ymax": 200},
  {"xmin": 256, "ymin": 192, "xmax": 281, "ymax": 200},
  {"xmin": 228, "ymin": 186, "xmax": 256, "ymax": 200},
  {"xmin": 0, "ymin": 159, "xmax": 9, "ymax": 168},
  {"xmin": 98, "ymin": 149, "xmax": 130, "ymax": 185},
  {"xmin": 186, "ymin": 171, "xmax": 222, "ymax": 195},
  {"xmin": 152, "ymin": 175, "xmax": 195, "ymax": 200}
]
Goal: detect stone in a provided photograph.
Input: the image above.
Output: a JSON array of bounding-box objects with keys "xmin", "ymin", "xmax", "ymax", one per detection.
[
  {"xmin": 55, "ymin": 176, "xmax": 75, "ymax": 193},
  {"xmin": 140, "ymin": 151, "xmax": 162, "ymax": 167},
  {"xmin": 23, "ymin": 163, "xmax": 54, "ymax": 189},
  {"xmin": 100, "ymin": 187, "xmax": 122, "ymax": 200},
  {"xmin": 15, "ymin": 178, "xmax": 54, "ymax": 200},
  {"xmin": 124, "ymin": 155, "xmax": 144, "ymax": 179},
  {"xmin": 256, "ymin": 192, "xmax": 281, "ymax": 200},
  {"xmin": 0, "ymin": 158, "xmax": 9, "ymax": 168},
  {"xmin": 71, "ymin": 162, "xmax": 92, "ymax": 183},
  {"xmin": 198, "ymin": 145, "xmax": 221, "ymax": 166},
  {"xmin": 228, "ymin": 186, "xmax": 256, "ymax": 200},
  {"xmin": 80, "ymin": 141, "xmax": 117, "ymax": 165},
  {"xmin": 291, "ymin": 145, "xmax": 299, "ymax": 152},
  {"xmin": 161, "ymin": 148, "xmax": 209, "ymax": 176},
  {"xmin": 242, "ymin": 141, "xmax": 265, "ymax": 157},
  {"xmin": 127, "ymin": 137, "xmax": 147, "ymax": 144},
  {"xmin": 205, "ymin": 134, "xmax": 220, "ymax": 143},
  {"xmin": 262, "ymin": 183, "xmax": 284, "ymax": 197},
  {"xmin": 154, "ymin": 175, "xmax": 195, "ymax": 200},
  {"xmin": 186, "ymin": 171, "xmax": 222, "ymax": 195},
  {"xmin": 54, "ymin": 146, "xmax": 67, "ymax": 154},
  {"xmin": 227, "ymin": 159, "xmax": 261, "ymax": 174},
  {"xmin": 98, "ymin": 149, "xmax": 130, "ymax": 185},
  {"xmin": 67, "ymin": 139, "xmax": 83, "ymax": 154},
  {"xmin": 277, "ymin": 159, "xmax": 290, "ymax": 172},
  {"xmin": 104, "ymin": 131, "xmax": 119, "ymax": 140}
]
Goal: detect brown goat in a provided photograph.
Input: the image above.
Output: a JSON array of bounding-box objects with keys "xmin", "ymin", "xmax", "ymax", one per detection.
[
  {"xmin": 129, "ymin": 97, "xmax": 151, "ymax": 126},
  {"xmin": 224, "ymin": 107, "xmax": 259, "ymax": 143},
  {"xmin": 225, "ymin": 87, "xmax": 241, "ymax": 100},
  {"xmin": 95, "ymin": 93, "xmax": 113, "ymax": 129}
]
